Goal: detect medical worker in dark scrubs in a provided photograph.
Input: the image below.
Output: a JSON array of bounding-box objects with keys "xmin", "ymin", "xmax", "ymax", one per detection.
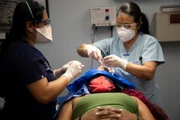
[{"xmin": 0, "ymin": 1, "xmax": 84, "ymax": 120}]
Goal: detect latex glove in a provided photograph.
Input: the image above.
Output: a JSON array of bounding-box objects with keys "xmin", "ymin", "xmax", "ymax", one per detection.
[
  {"xmin": 103, "ymin": 55, "xmax": 128, "ymax": 70},
  {"xmin": 84, "ymin": 44, "xmax": 102, "ymax": 62},
  {"xmin": 53, "ymin": 61, "xmax": 74, "ymax": 78},
  {"xmin": 62, "ymin": 60, "xmax": 85, "ymax": 82}
]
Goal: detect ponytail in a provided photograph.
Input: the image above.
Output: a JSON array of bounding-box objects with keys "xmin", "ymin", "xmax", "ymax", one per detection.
[{"xmin": 139, "ymin": 12, "xmax": 150, "ymax": 35}]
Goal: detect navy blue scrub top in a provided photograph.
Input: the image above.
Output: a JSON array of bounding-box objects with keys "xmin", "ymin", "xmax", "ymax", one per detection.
[{"xmin": 0, "ymin": 40, "xmax": 56, "ymax": 120}]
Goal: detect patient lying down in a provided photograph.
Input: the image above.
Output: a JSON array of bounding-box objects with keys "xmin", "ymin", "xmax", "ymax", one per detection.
[{"xmin": 56, "ymin": 66, "xmax": 155, "ymax": 120}]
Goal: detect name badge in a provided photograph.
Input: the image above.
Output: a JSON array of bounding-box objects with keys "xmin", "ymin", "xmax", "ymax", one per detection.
[{"xmin": 123, "ymin": 53, "xmax": 130, "ymax": 56}]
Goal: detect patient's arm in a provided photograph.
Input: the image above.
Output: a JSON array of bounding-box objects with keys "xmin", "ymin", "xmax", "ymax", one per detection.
[
  {"xmin": 56, "ymin": 99, "xmax": 73, "ymax": 120},
  {"xmin": 132, "ymin": 96, "xmax": 155, "ymax": 120},
  {"xmin": 57, "ymin": 97, "xmax": 83, "ymax": 120}
]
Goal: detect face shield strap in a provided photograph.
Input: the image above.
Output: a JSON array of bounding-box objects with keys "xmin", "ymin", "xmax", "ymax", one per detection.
[
  {"xmin": 25, "ymin": 2, "xmax": 42, "ymax": 27},
  {"xmin": 25, "ymin": 1, "xmax": 40, "ymax": 26},
  {"xmin": 25, "ymin": 1, "xmax": 35, "ymax": 20},
  {"xmin": 25, "ymin": 1, "xmax": 50, "ymax": 27}
]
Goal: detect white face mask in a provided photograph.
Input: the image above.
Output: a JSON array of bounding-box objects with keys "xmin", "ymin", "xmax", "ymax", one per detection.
[
  {"xmin": 117, "ymin": 27, "xmax": 135, "ymax": 42},
  {"xmin": 36, "ymin": 24, "xmax": 53, "ymax": 42}
]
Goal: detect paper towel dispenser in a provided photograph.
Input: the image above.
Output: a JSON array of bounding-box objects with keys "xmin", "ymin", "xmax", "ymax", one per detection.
[{"xmin": 154, "ymin": 12, "xmax": 180, "ymax": 42}]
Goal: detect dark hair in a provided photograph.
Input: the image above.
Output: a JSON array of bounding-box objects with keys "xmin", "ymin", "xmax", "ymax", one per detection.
[
  {"xmin": 117, "ymin": 2, "xmax": 150, "ymax": 34},
  {"xmin": 0, "ymin": 0, "xmax": 45, "ymax": 55}
]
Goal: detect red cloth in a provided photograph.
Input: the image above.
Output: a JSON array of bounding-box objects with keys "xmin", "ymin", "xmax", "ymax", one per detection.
[{"xmin": 88, "ymin": 76, "xmax": 116, "ymax": 93}]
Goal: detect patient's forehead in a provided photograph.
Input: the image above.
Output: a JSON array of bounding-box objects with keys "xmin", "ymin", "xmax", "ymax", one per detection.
[{"xmin": 97, "ymin": 65, "xmax": 109, "ymax": 71}]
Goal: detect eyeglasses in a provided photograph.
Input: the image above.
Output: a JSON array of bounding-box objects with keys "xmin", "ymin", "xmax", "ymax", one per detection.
[
  {"xmin": 37, "ymin": 19, "xmax": 50, "ymax": 25},
  {"xmin": 116, "ymin": 23, "xmax": 136, "ymax": 29}
]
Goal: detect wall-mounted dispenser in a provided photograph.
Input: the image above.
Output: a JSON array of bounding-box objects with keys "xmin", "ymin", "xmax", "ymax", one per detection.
[{"xmin": 154, "ymin": 5, "xmax": 180, "ymax": 42}]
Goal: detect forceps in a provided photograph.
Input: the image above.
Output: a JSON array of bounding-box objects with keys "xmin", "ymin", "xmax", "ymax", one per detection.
[{"xmin": 100, "ymin": 59, "xmax": 108, "ymax": 68}]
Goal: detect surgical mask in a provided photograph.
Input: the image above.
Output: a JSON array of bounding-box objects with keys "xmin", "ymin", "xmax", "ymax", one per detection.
[
  {"xmin": 36, "ymin": 24, "xmax": 53, "ymax": 42},
  {"xmin": 117, "ymin": 27, "xmax": 135, "ymax": 42}
]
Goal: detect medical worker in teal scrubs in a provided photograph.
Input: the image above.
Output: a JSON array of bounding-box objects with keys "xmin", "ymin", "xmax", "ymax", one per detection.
[{"xmin": 77, "ymin": 2, "xmax": 165, "ymax": 107}]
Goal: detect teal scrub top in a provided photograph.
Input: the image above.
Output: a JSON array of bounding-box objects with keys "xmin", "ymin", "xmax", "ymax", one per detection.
[{"xmin": 93, "ymin": 33, "xmax": 165, "ymax": 107}]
